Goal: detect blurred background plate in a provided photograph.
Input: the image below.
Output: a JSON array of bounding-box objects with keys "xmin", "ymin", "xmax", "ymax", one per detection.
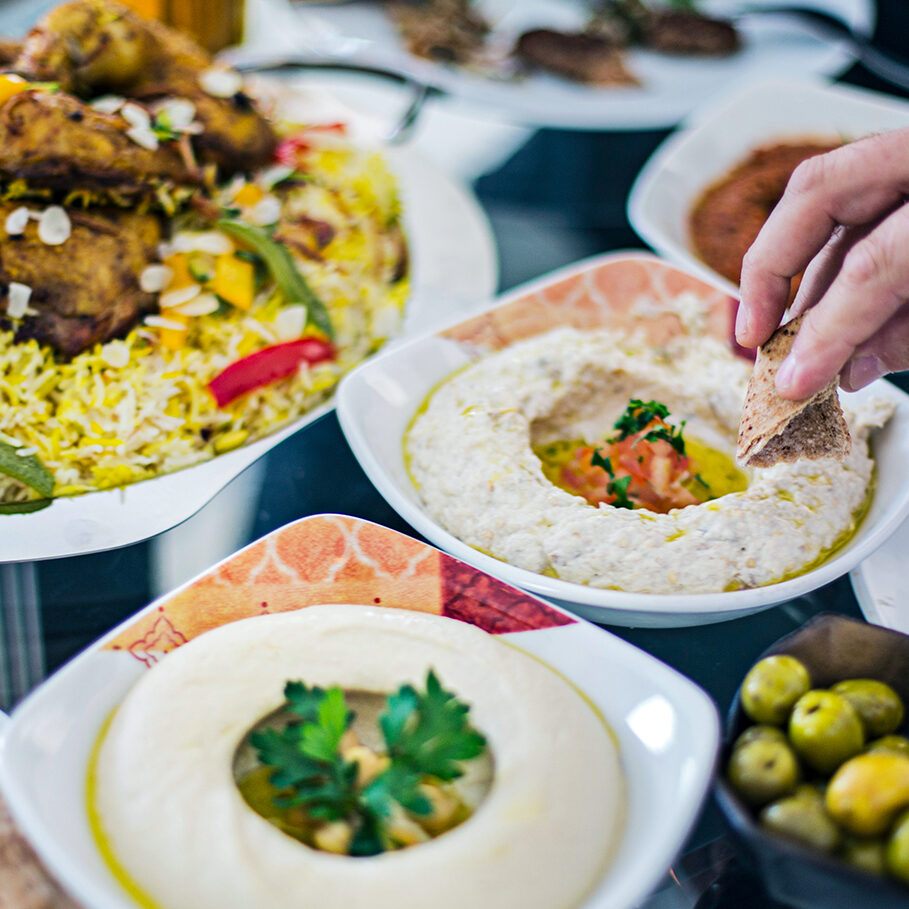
[
  {"xmin": 628, "ymin": 77, "xmax": 909, "ymax": 294},
  {"xmin": 274, "ymin": 0, "xmax": 873, "ymax": 129}
]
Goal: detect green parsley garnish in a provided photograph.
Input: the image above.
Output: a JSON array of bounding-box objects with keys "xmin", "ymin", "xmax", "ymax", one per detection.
[
  {"xmin": 217, "ymin": 219, "xmax": 334, "ymax": 340},
  {"xmin": 249, "ymin": 670, "xmax": 486, "ymax": 856},
  {"xmin": 612, "ymin": 398, "xmax": 687, "ymax": 455}
]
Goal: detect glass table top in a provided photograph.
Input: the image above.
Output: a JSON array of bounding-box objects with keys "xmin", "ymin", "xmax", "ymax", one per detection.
[{"xmin": 1, "ymin": 1, "xmax": 908, "ymax": 904}]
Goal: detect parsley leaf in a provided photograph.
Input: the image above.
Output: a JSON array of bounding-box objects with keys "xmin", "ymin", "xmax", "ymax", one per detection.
[
  {"xmin": 608, "ymin": 475, "xmax": 634, "ymax": 509},
  {"xmin": 248, "ymin": 671, "xmax": 486, "ymax": 857},
  {"xmin": 590, "ymin": 448, "xmax": 614, "ymax": 476},
  {"xmin": 382, "ymin": 670, "xmax": 487, "ymax": 782},
  {"xmin": 301, "ymin": 687, "xmax": 352, "ymax": 762}
]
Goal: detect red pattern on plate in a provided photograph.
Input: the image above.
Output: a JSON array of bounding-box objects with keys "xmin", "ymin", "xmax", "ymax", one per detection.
[
  {"xmin": 441, "ymin": 556, "xmax": 574, "ymax": 634},
  {"xmin": 103, "ymin": 516, "xmax": 573, "ymax": 658}
]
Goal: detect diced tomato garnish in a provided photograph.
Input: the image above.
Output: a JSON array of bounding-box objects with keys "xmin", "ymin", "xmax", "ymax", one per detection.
[{"xmin": 559, "ymin": 417, "xmax": 701, "ymax": 513}]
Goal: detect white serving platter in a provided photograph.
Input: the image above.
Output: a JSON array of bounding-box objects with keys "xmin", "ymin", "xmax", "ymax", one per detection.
[
  {"xmin": 336, "ymin": 251, "xmax": 909, "ymax": 628},
  {"xmin": 0, "ymin": 514, "xmax": 719, "ymax": 909},
  {"xmin": 280, "ymin": 0, "xmax": 872, "ymax": 129},
  {"xmin": 0, "ymin": 83, "xmax": 497, "ymax": 564},
  {"xmin": 850, "ymin": 514, "xmax": 909, "ymax": 634},
  {"xmin": 628, "ymin": 77, "xmax": 909, "ymax": 296}
]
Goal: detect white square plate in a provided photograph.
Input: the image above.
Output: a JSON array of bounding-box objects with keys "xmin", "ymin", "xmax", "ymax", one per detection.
[
  {"xmin": 0, "ymin": 514, "xmax": 718, "ymax": 909},
  {"xmin": 336, "ymin": 252, "xmax": 909, "ymax": 627}
]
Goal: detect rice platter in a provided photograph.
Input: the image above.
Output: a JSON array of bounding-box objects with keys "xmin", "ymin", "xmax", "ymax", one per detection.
[{"xmin": 0, "ymin": 1, "xmax": 408, "ymax": 510}]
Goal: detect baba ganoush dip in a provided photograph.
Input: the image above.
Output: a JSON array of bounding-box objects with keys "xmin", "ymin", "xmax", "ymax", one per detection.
[
  {"xmin": 93, "ymin": 605, "xmax": 623, "ymax": 909},
  {"xmin": 405, "ymin": 327, "xmax": 894, "ymax": 594}
]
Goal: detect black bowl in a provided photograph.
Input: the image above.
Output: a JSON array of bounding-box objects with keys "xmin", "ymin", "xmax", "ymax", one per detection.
[{"xmin": 715, "ymin": 612, "xmax": 909, "ymax": 909}]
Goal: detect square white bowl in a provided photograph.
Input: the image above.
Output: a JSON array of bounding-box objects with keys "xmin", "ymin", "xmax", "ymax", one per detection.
[
  {"xmin": 336, "ymin": 251, "xmax": 909, "ymax": 627},
  {"xmin": 0, "ymin": 514, "xmax": 718, "ymax": 909},
  {"xmin": 628, "ymin": 77, "xmax": 909, "ymax": 296}
]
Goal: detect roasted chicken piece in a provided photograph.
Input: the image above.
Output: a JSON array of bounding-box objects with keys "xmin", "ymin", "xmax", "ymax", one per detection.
[
  {"xmin": 0, "ymin": 203, "xmax": 162, "ymax": 357},
  {"xmin": 12, "ymin": 0, "xmax": 276, "ymax": 176},
  {"xmin": 0, "ymin": 40, "xmax": 22, "ymax": 68},
  {"xmin": 0, "ymin": 90, "xmax": 197, "ymax": 198}
]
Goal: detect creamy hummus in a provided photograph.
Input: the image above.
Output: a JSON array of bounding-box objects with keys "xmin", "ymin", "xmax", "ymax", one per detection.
[
  {"xmin": 406, "ymin": 327, "xmax": 893, "ymax": 594},
  {"xmin": 94, "ymin": 605, "xmax": 623, "ymax": 909}
]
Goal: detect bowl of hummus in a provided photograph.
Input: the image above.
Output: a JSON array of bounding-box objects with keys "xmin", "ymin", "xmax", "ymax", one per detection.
[
  {"xmin": 0, "ymin": 513, "xmax": 719, "ymax": 909},
  {"xmin": 628, "ymin": 78, "xmax": 909, "ymax": 297},
  {"xmin": 336, "ymin": 252, "xmax": 909, "ymax": 627}
]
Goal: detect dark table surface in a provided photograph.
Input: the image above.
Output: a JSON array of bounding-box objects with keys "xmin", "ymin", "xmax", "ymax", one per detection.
[{"xmin": 6, "ymin": 1, "xmax": 909, "ymax": 906}]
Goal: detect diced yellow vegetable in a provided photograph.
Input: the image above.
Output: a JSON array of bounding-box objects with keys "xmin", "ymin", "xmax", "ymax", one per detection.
[
  {"xmin": 159, "ymin": 313, "xmax": 189, "ymax": 351},
  {"xmin": 165, "ymin": 253, "xmax": 194, "ymax": 289},
  {"xmin": 234, "ymin": 182, "xmax": 264, "ymax": 207},
  {"xmin": 213, "ymin": 255, "xmax": 255, "ymax": 310},
  {"xmin": 0, "ymin": 75, "xmax": 27, "ymax": 106},
  {"xmin": 213, "ymin": 429, "xmax": 248, "ymax": 453}
]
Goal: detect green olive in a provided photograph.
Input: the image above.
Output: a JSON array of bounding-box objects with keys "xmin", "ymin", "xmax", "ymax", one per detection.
[
  {"xmin": 841, "ymin": 835, "xmax": 887, "ymax": 876},
  {"xmin": 866, "ymin": 735, "xmax": 909, "ymax": 758},
  {"xmin": 732, "ymin": 725, "xmax": 788, "ymax": 750},
  {"xmin": 741, "ymin": 656, "xmax": 812, "ymax": 725},
  {"xmin": 832, "ymin": 679, "xmax": 905, "ymax": 738},
  {"xmin": 759, "ymin": 785, "xmax": 841, "ymax": 852},
  {"xmin": 789, "ymin": 690, "xmax": 865, "ymax": 775},
  {"xmin": 887, "ymin": 808, "xmax": 909, "ymax": 883},
  {"xmin": 728, "ymin": 737, "xmax": 801, "ymax": 806}
]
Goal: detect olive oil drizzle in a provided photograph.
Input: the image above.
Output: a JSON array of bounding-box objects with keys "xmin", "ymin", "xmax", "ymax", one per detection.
[{"xmin": 86, "ymin": 711, "xmax": 164, "ymax": 909}]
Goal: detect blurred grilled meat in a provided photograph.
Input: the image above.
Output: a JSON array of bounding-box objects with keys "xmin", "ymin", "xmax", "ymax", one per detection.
[
  {"xmin": 385, "ymin": 0, "xmax": 489, "ymax": 64},
  {"xmin": 515, "ymin": 30, "xmax": 637, "ymax": 85},
  {"xmin": 13, "ymin": 0, "xmax": 276, "ymax": 176},
  {"xmin": 0, "ymin": 90, "xmax": 197, "ymax": 198},
  {"xmin": 0, "ymin": 40, "xmax": 22, "ymax": 67},
  {"xmin": 589, "ymin": 0, "xmax": 741, "ymax": 56},
  {"xmin": 0, "ymin": 203, "xmax": 162, "ymax": 357},
  {"xmin": 644, "ymin": 10, "xmax": 740, "ymax": 56}
]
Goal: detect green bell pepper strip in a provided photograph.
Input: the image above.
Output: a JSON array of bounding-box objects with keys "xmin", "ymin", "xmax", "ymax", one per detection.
[
  {"xmin": 216, "ymin": 220, "xmax": 334, "ymax": 340},
  {"xmin": 0, "ymin": 439, "xmax": 54, "ymax": 502}
]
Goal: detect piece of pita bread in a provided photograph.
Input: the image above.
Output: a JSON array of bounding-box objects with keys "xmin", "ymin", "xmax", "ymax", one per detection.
[{"xmin": 737, "ymin": 313, "xmax": 851, "ymax": 467}]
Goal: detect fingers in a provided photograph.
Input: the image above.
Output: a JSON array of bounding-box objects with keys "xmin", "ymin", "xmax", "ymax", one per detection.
[
  {"xmin": 737, "ymin": 127, "xmax": 909, "ymax": 348},
  {"xmin": 788, "ymin": 224, "xmax": 861, "ymax": 319},
  {"xmin": 841, "ymin": 302, "xmax": 909, "ymax": 391},
  {"xmin": 774, "ymin": 200, "xmax": 909, "ymax": 399}
]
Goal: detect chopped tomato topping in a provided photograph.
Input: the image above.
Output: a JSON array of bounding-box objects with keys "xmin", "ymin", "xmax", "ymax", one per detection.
[{"xmin": 559, "ymin": 416, "xmax": 702, "ymax": 513}]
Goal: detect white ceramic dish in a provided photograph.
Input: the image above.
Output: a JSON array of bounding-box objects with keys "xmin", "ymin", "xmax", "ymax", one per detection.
[
  {"xmin": 281, "ymin": 0, "xmax": 872, "ymax": 129},
  {"xmin": 0, "ymin": 514, "xmax": 718, "ymax": 909},
  {"xmin": 0, "ymin": 83, "xmax": 497, "ymax": 564},
  {"xmin": 336, "ymin": 251, "xmax": 909, "ymax": 628},
  {"xmin": 850, "ymin": 514, "xmax": 909, "ymax": 634},
  {"xmin": 628, "ymin": 77, "xmax": 909, "ymax": 296}
]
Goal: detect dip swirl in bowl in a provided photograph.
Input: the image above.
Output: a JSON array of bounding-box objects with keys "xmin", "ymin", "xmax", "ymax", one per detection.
[
  {"xmin": 405, "ymin": 327, "xmax": 893, "ymax": 595},
  {"xmin": 92, "ymin": 605, "xmax": 623, "ymax": 909}
]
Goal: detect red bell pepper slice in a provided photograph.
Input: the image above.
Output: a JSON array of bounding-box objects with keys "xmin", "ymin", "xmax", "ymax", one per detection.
[
  {"xmin": 208, "ymin": 337, "xmax": 335, "ymax": 408},
  {"xmin": 275, "ymin": 123, "xmax": 349, "ymax": 166}
]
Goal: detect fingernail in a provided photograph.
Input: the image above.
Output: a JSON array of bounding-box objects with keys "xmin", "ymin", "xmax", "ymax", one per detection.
[
  {"xmin": 775, "ymin": 355, "xmax": 798, "ymax": 394},
  {"xmin": 734, "ymin": 302, "xmax": 749, "ymax": 341},
  {"xmin": 843, "ymin": 356, "xmax": 885, "ymax": 391}
]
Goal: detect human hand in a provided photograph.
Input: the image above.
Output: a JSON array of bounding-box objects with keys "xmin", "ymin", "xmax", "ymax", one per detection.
[{"xmin": 735, "ymin": 127, "xmax": 909, "ymax": 400}]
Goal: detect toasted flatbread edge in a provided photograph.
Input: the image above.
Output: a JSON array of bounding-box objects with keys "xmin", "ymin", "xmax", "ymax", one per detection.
[{"xmin": 737, "ymin": 314, "xmax": 851, "ymax": 467}]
